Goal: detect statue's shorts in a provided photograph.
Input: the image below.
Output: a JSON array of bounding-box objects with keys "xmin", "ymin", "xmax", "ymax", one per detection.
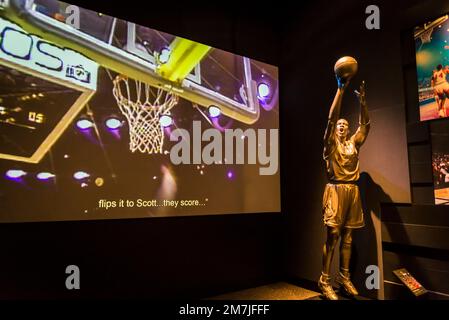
[{"xmin": 322, "ymin": 183, "xmax": 364, "ymax": 229}]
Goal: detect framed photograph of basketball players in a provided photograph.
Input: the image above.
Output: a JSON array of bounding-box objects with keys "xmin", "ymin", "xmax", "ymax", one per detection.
[
  {"xmin": 430, "ymin": 120, "xmax": 449, "ymax": 205},
  {"xmin": 414, "ymin": 13, "xmax": 449, "ymax": 121}
]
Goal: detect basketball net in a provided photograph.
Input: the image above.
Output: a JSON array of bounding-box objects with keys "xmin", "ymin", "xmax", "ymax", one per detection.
[
  {"xmin": 420, "ymin": 28, "xmax": 433, "ymax": 44},
  {"xmin": 112, "ymin": 75, "xmax": 179, "ymax": 154}
]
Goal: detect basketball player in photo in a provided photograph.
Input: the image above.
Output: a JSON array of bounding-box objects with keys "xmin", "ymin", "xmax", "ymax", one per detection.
[{"xmin": 431, "ymin": 64, "xmax": 449, "ymax": 118}]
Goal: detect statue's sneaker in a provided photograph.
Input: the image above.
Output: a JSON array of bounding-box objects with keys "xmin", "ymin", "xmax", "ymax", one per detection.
[
  {"xmin": 336, "ymin": 272, "xmax": 359, "ymax": 296},
  {"xmin": 318, "ymin": 274, "xmax": 338, "ymax": 300}
]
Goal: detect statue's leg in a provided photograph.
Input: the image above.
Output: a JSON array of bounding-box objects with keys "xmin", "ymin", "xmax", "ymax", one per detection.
[
  {"xmin": 323, "ymin": 226, "xmax": 340, "ymax": 275},
  {"xmin": 340, "ymin": 228, "xmax": 352, "ymax": 273},
  {"xmin": 336, "ymin": 228, "xmax": 359, "ymax": 296},
  {"xmin": 319, "ymin": 226, "xmax": 340, "ymax": 300}
]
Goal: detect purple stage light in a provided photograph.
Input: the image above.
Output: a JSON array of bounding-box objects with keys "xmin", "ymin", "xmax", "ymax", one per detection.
[
  {"xmin": 257, "ymin": 83, "xmax": 270, "ymax": 99},
  {"xmin": 160, "ymin": 115, "xmax": 173, "ymax": 128},
  {"xmin": 208, "ymin": 106, "xmax": 221, "ymax": 118},
  {"xmin": 105, "ymin": 118, "xmax": 122, "ymax": 130},
  {"xmin": 37, "ymin": 172, "xmax": 55, "ymax": 180},
  {"xmin": 6, "ymin": 169, "xmax": 27, "ymax": 179},
  {"xmin": 227, "ymin": 170, "xmax": 234, "ymax": 179},
  {"xmin": 73, "ymin": 171, "xmax": 90, "ymax": 180},
  {"xmin": 76, "ymin": 119, "xmax": 93, "ymax": 130}
]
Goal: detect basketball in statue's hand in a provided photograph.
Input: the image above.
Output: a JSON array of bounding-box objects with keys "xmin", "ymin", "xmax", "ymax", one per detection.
[{"xmin": 334, "ymin": 56, "xmax": 358, "ymax": 80}]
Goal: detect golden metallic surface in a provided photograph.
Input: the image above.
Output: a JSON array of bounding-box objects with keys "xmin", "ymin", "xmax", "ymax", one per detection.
[
  {"xmin": 318, "ymin": 273, "xmax": 338, "ymax": 300},
  {"xmin": 337, "ymin": 270, "xmax": 359, "ymax": 296},
  {"xmin": 325, "ymin": 138, "xmax": 362, "ymax": 182},
  {"xmin": 319, "ymin": 72, "xmax": 370, "ymax": 300},
  {"xmin": 209, "ymin": 282, "xmax": 320, "ymax": 300},
  {"xmin": 322, "ymin": 183, "xmax": 364, "ymax": 228}
]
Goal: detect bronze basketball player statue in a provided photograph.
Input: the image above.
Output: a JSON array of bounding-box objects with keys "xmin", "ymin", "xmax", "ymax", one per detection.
[{"xmin": 318, "ymin": 57, "xmax": 370, "ymax": 300}]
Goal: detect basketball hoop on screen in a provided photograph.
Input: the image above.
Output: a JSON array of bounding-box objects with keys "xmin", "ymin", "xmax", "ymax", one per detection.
[
  {"xmin": 419, "ymin": 28, "xmax": 434, "ymax": 44},
  {"xmin": 112, "ymin": 75, "xmax": 179, "ymax": 155},
  {"xmin": 414, "ymin": 15, "xmax": 449, "ymax": 46}
]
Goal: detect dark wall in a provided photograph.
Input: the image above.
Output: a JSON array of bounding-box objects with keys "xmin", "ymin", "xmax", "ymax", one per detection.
[
  {"xmin": 0, "ymin": 0, "xmax": 283, "ymax": 299},
  {"xmin": 401, "ymin": 0, "xmax": 449, "ymax": 204},
  {"xmin": 381, "ymin": 0, "xmax": 449, "ymax": 299},
  {"xmin": 381, "ymin": 205, "xmax": 449, "ymax": 300},
  {"xmin": 0, "ymin": 215, "xmax": 280, "ymax": 299},
  {"xmin": 281, "ymin": 0, "xmax": 417, "ymax": 299}
]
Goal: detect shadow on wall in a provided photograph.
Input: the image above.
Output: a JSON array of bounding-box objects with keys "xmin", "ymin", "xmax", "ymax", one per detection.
[
  {"xmin": 352, "ymin": 172, "xmax": 393, "ymax": 300},
  {"xmin": 354, "ymin": 172, "xmax": 431, "ymax": 300}
]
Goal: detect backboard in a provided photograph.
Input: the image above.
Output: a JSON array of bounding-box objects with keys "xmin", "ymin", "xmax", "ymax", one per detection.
[
  {"xmin": 1, "ymin": 0, "xmax": 263, "ymax": 123},
  {"xmin": 414, "ymin": 14, "xmax": 448, "ymax": 44},
  {"xmin": 0, "ymin": 0, "xmax": 279, "ymax": 160},
  {"xmin": 0, "ymin": 13, "xmax": 98, "ymax": 163}
]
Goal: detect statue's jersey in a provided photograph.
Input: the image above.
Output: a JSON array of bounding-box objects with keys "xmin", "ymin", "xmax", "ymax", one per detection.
[{"xmin": 325, "ymin": 137, "xmax": 360, "ymax": 182}]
